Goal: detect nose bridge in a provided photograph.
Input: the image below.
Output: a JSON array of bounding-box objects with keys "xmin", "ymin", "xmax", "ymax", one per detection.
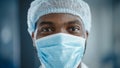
[{"xmin": 56, "ymin": 25, "xmax": 67, "ymax": 33}]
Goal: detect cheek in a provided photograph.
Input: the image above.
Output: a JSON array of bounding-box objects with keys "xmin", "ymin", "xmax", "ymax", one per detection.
[
  {"xmin": 66, "ymin": 28, "xmax": 85, "ymax": 38},
  {"xmin": 35, "ymin": 29, "xmax": 55, "ymax": 39},
  {"xmin": 71, "ymin": 33, "xmax": 85, "ymax": 38}
]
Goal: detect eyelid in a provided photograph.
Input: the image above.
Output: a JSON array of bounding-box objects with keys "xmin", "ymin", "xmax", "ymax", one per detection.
[
  {"xmin": 68, "ymin": 25, "xmax": 81, "ymax": 29},
  {"xmin": 39, "ymin": 21, "xmax": 54, "ymax": 26},
  {"xmin": 40, "ymin": 26, "xmax": 55, "ymax": 32},
  {"xmin": 69, "ymin": 26, "xmax": 80, "ymax": 30},
  {"xmin": 38, "ymin": 24, "xmax": 54, "ymax": 29},
  {"xmin": 66, "ymin": 20, "xmax": 82, "ymax": 25}
]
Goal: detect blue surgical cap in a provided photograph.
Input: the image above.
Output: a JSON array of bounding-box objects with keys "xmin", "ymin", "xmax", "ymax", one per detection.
[{"xmin": 27, "ymin": 0, "xmax": 91, "ymax": 35}]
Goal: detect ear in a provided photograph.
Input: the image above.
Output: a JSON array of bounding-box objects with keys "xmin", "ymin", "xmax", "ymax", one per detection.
[
  {"xmin": 32, "ymin": 32, "xmax": 36, "ymax": 47},
  {"xmin": 84, "ymin": 31, "xmax": 89, "ymax": 55},
  {"xmin": 85, "ymin": 31, "xmax": 89, "ymax": 39}
]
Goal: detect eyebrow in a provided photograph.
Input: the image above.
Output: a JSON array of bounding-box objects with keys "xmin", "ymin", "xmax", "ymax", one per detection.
[
  {"xmin": 36, "ymin": 20, "xmax": 82, "ymax": 29},
  {"xmin": 65, "ymin": 20, "xmax": 82, "ymax": 25},
  {"xmin": 34, "ymin": 21, "xmax": 54, "ymax": 30},
  {"xmin": 39, "ymin": 21, "xmax": 54, "ymax": 26}
]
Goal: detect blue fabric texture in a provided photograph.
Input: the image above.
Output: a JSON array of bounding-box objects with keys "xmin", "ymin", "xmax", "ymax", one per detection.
[{"xmin": 35, "ymin": 33, "xmax": 86, "ymax": 68}]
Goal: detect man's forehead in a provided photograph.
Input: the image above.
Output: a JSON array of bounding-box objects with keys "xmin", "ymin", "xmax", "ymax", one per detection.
[
  {"xmin": 40, "ymin": 13, "xmax": 81, "ymax": 21},
  {"xmin": 37, "ymin": 13, "xmax": 83, "ymax": 25},
  {"xmin": 38, "ymin": 20, "xmax": 82, "ymax": 26}
]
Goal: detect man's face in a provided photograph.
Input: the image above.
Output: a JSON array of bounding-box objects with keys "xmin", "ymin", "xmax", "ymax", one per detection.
[{"xmin": 32, "ymin": 13, "xmax": 88, "ymax": 41}]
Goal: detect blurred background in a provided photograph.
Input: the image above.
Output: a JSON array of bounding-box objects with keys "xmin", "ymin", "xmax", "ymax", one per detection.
[{"xmin": 0, "ymin": 0, "xmax": 120, "ymax": 68}]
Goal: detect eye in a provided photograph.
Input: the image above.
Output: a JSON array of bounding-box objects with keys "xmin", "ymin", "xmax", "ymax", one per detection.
[
  {"xmin": 41, "ymin": 27, "xmax": 55, "ymax": 33},
  {"xmin": 67, "ymin": 26, "xmax": 80, "ymax": 33}
]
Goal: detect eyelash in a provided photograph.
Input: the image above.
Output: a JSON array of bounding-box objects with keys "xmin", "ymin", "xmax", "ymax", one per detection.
[
  {"xmin": 41, "ymin": 27, "xmax": 55, "ymax": 32},
  {"xmin": 39, "ymin": 26, "xmax": 81, "ymax": 34},
  {"xmin": 67, "ymin": 26, "xmax": 80, "ymax": 32}
]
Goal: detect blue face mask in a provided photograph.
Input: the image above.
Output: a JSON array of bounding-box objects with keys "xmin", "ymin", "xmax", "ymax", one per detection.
[{"xmin": 35, "ymin": 33, "xmax": 86, "ymax": 68}]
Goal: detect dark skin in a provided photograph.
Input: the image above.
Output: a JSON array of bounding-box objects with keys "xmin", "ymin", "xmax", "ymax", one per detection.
[{"xmin": 32, "ymin": 13, "xmax": 89, "ymax": 68}]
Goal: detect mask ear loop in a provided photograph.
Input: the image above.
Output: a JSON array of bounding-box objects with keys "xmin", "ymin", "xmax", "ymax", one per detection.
[
  {"xmin": 81, "ymin": 30, "xmax": 87, "ymax": 56},
  {"xmin": 74, "ymin": 18, "xmax": 86, "ymax": 65},
  {"xmin": 32, "ymin": 28, "xmax": 43, "ymax": 67},
  {"xmin": 78, "ymin": 17, "xmax": 87, "ymax": 59},
  {"xmin": 34, "ymin": 28, "xmax": 38, "ymax": 41},
  {"xmin": 34, "ymin": 20, "xmax": 39, "ymax": 40}
]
